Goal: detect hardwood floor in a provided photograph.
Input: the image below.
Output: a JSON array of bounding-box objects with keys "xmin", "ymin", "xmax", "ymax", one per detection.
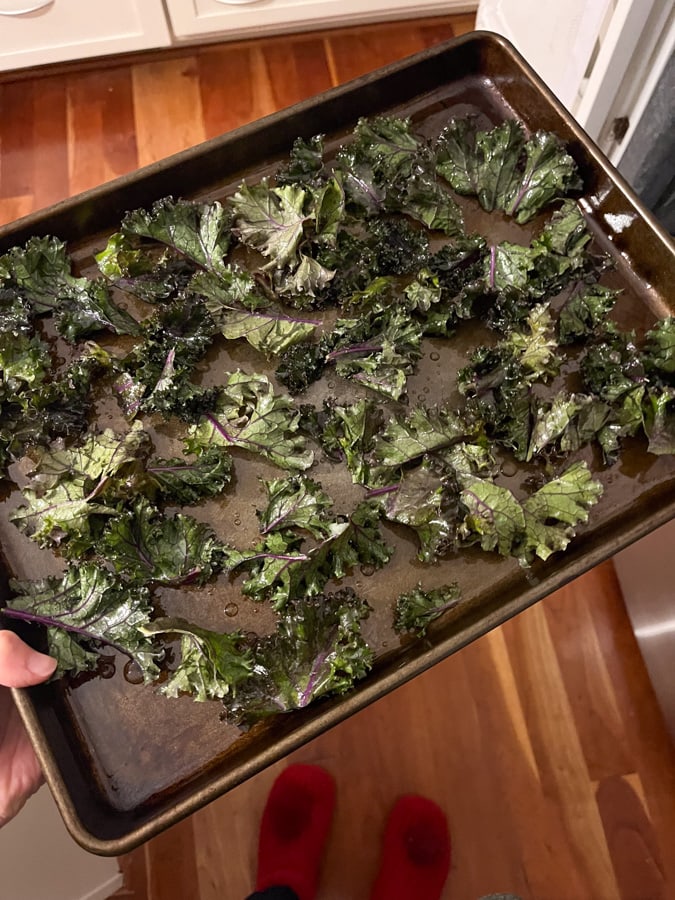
[{"xmin": 2, "ymin": 13, "xmax": 675, "ymax": 900}]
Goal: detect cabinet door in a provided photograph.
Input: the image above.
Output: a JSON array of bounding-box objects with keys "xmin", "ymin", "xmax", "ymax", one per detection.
[
  {"xmin": 0, "ymin": 0, "xmax": 171, "ymax": 72},
  {"xmin": 165, "ymin": 0, "xmax": 475, "ymax": 40}
]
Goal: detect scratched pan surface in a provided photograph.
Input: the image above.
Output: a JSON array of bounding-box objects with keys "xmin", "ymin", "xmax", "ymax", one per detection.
[{"xmin": 1, "ymin": 33, "xmax": 674, "ymax": 855}]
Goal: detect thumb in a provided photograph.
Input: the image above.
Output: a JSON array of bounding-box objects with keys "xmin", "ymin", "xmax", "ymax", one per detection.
[{"xmin": 0, "ymin": 631, "xmax": 57, "ymax": 687}]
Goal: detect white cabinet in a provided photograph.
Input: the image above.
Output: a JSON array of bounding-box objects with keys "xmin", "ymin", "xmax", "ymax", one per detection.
[
  {"xmin": 0, "ymin": 0, "xmax": 171, "ymax": 72},
  {"xmin": 164, "ymin": 0, "xmax": 474, "ymax": 41}
]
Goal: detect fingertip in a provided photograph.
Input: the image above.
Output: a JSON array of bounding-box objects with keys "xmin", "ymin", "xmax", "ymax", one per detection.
[{"xmin": 0, "ymin": 630, "xmax": 57, "ymax": 687}]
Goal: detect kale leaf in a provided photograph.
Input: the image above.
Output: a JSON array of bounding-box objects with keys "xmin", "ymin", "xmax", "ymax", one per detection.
[
  {"xmin": 257, "ymin": 475, "xmax": 334, "ymax": 538},
  {"xmin": 436, "ymin": 117, "xmax": 581, "ymax": 223},
  {"xmin": 142, "ymin": 618, "xmax": 253, "ymax": 702},
  {"xmin": 394, "ymin": 583, "xmax": 462, "ymax": 636},
  {"xmin": 185, "ymin": 371, "xmax": 313, "ymax": 471},
  {"xmin": 3, "ymin": 563, "xmax": 161, "ymax": 680},
  {"xmin": 221, "ymin": 588, "xmax": 373, "ymax": 728},
  {"xmin": 121, "ymin": 197, "xmax": 232, "ymax": 271},
  {"xmin": 0, "ymin": 236, "xmax": 139, "ymax": 341},
  {"xmin": 100, "ymin": 497, "xmax": 226, "ymax": 586}
]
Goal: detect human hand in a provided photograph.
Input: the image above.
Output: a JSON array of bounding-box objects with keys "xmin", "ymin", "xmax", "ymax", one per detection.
[{"xmin": 0, "ymin": 630, "xmax": 56, "ymax": 827}]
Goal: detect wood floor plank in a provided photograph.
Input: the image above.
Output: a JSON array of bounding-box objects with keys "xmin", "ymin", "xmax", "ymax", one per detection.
[
  {"xmin": 66, "ymin": 67, "xmax": 138, "ymax": 197},
  {"xmin": 31, "ymin": 74, "xmax": 69, "ymax": 210},
  {"xmin": 503, "ymin": 601, "xmax": 621, "ymax": 900},
  {"xmin": 595, "ymin": 774, "xmax": 667, "ymax": 900},
  {"xmin": 262, "ymin": 37, "xmax": 333, "ymax": 110},
  {"xmin": 584, "ymin": 563, "xmax": 675, "ymax": 891},
  {"xmin": 146, "ymin": 815, "xmax": 200, "ymax": 900},
  {"xmin": 131, "ymin": 58, "xmax": 206, "ymax": 168},
  {"xmin": 0, "ymin": 195, "xmax": 33, "ymax": 227},
  {"xmin": 326, "ymin": 21, "xmax": 438, "ymax": 84},
  {"xmin": 197, "ymin": 45, "xmax": 275, "ymax": 140},
  {"xmin": 544, "ymin": 565, "xmax": 635, "ymax": 781},
  {"xmin": 0, "ymin": 81, "xmax": 34, "ymax": 199}
]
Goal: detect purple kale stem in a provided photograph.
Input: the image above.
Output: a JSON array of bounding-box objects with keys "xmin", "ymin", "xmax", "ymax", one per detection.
[
  {"xmin": 206, "ymin": 414, "xmax": 236, "ymax": 444},
  {"xmin": 0, "ymin": 608, "xmax": 133, "ymax": 658},
  {"xmin": 509, "ymin": 175, "xmax": 533, "ymax": 216},
  {"xmin": 326, "ymin": 343, "xmax": 382, "ymax": 362},
  {"xmin": 250, "ymin": 311, "xmax": 320, "ymax": 326},
  {"xmin": 365, "ymin": 484, "xmax": 399, "ymax": 498},
  {"xmin": 489, "ymin": 245, "xmax": 496, "ymax": 289},
  {"xmin": 298, "ymin": 651, "xmax": 328, "ymax": 707},
  {"xmin": 462, "ymin": 489, "xmax": 495, "ymax": 524},
  {"xmin": 244, "ymin": 552, "xmax": 310, "ymax": 563}
]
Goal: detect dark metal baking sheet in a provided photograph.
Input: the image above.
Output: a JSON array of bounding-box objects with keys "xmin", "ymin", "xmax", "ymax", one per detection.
[{"xmin": 1, "ymin": 32, "xmax": 674, "ymax": 855}]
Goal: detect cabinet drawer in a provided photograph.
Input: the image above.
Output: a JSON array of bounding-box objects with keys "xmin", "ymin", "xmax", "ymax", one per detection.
[
  {"xmin": 165, "ymin": 0, "xmax": 475, "ymax": 40},
  {"xmin": 0, "ymin": 0, "xmax": 171, "ymax": 72}
]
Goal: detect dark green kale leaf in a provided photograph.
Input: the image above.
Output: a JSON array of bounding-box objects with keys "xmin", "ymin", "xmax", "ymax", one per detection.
[
  {"xmin": 643, "ymin": 386, "xmax": 675, "ymax": 455},
  {"xmin": 0, "ymin": 331, "xmax": 49, "ymax": 393},
  {"xmin": 275, "ymin": 341, "xmax": 327, "ymax": 394},
  {"xmin": 459, "ymin": 304, "xmax": 559, "ymax": 404},
  {"xmin": 393, "ymin": 583, "xmax": 462, "ymax": 636},
  {"xmin": 436, "ymin": 118, "xmax": 581, "ymax": 223},
  {"xmin": 100, "ymin": 497, "xmax": 225, "ymax": 586},
  {"xmin": 457, "ymin": 476, "xmax": 525, "ymax": 556},
  {"xmin": 376, "ymin": 459, "xmax": 461, "ymax": 562},
  {"xmin": 257, "ymin": 475, "xmax": 334, "ymax": 538},
  {"xmin": 335, "ymin": 116, "xmax": 428, "ymax": 214},
  {"xmin": 141, "ymin": 618, "xmax": 253, "ymax": 702},
  {"xmin": 230, "ymin": 501, "xmax": 391, "ymax": 609},
  {"xmin": 272, "ymin": 253, "xmax": 336, "ymax": 303},
  {"xmin": 372, "ymin": 406, "xmax": 477, "ymax": 471},
  {"xmin": 230, "ymin": 181, "xmax": 309, "ymax": 269},
  {"xmin": 276, "ymin": 135, "xmax": 326, "ymax": 187},
  {"xmin": 504, "ymin": 132, "xmax": 583, "ymax": 223},
  {"xmin": 428, "ymin": 234, "xmax": 488, "ymax": 297},
  {"xmin": 185, "ymin": 371, "xmax": 313, "ymax": 471},
  {"xmin": 0, "ymin": 344, "xmax": 111, "ymax": 470},
  {"xmin": 368, "ymin": 218, "xmax": 430, "ymax": 276},
  {"xmin": 320, "ymin": 398, "xmax": 385, "ymax": 485},
  {"xmin": 115, "ymin": 296, "xmax": 218, "ymax": 418},
  {"xmin": 95, "ymin": 232, "xmax": 195, "ymax": 304},
  {"xmin": 3, "ymin": 563, "xmax": 161, "ymax": 680},
  {"xmin": 327, "ymin": 306, "xmax": 425, "ymax": 401},
  {"xmin": 191, "ymin": 264, "xmax": 269, "ymax": 311},
  {"xmin": 217, "ymin": 307, "xmax": 320, "ymax": 356},
  {"xmin": 221, "ymin": 588, "xmax": 373, "ymax": 728},
  {"xmin": 580, "ymin": 327, "xmax": 646, "ymax": 402},
  {"xmin": 643, "ymin": 317, "xmax": 675, "ymax": 378},
  {"xmin": 10, "ymin": 425, "xmax": 150, "ymax": 554},
  {"xmin": 436, "ymin": 118, "xmax": 525, "ymax": 210},
  {"xmin": 144, "ymin": 447, "xmax": 232, "ymax": 505},
  {"xmin": 314, "ymin": 231, "xmax": 379, "ymax": 304},
  {"xmin": 0, "ymin": 236, "xmax": 139, "ymax": 341},
  {"xmin": 558, "ymin": 284, "xmax": 620, "ymax": 344},
  {"xmin": 459, "ymin": 350, "xmax": 533, "ymax": 459},
  {"xmin": 121, "ymin": 197, "xmax": 232, "ymax": 271},
  {"xmin": 457, "ymin": 461, "xmax": 602, "ymax": 564},
  {"xmin": 516, "ymin": 461, "xmax": 604, "ymax": 564},
  {"xmin": 390, "ymin": 172, "xmax": 463, "ymax": 236}
]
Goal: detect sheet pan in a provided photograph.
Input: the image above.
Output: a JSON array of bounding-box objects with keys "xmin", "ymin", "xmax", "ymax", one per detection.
[{"xmin": 1, "ymin": 32, "xmax": 674, "ymax": 855}]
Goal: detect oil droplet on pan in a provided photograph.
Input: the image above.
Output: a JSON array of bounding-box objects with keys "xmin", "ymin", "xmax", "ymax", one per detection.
[
  {"xmin": 99, "ymin": 659, "xmax": 116, "ymax": 679},
  {"xmin": 430, "ymin": 351, "xmax": 440, "ymax": 361},
  {"xmin": 123, "ymin": 660, "xmax": 144, "ymax": 685},
  {"xmin": 224, "ymin": 602, "xmax": 239, "ymax": 617},
  {"xmin": 501, "ymin": 460, "xmax": 519, "ymax": 477},
  {"xmin": 360, "ymin": 563, "xmax": 376, "ymax": 577}
]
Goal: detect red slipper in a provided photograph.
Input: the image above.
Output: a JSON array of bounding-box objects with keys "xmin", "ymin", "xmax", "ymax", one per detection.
[
  {"xmin": 255, "ymin": 764, "xmax": 336, "ymax": 900},
  {"xmin": 369, "ymin": 795, "xmax": 451, "ymax": 900}
]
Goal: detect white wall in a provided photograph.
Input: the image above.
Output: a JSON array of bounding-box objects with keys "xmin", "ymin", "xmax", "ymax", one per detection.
[{"xmin": 0, "ymin": 787, "xmax": 122, "ymax": 900}]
